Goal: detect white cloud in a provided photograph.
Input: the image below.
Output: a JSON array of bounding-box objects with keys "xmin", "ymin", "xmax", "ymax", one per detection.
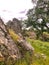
[{"xmin": 0, "ymin": 0, "xmax": 34, "ymax": 23}]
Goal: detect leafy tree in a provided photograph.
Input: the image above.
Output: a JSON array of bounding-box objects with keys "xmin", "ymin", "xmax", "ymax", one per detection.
[{"xmin": 26, "ymin": 0, "xmax": 49, "ymax": 39}]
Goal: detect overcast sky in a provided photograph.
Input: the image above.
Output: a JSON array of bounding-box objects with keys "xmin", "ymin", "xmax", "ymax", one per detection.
[{"xmin": 0, "ymin": 0, "xmax": 34, "ymax": 23}]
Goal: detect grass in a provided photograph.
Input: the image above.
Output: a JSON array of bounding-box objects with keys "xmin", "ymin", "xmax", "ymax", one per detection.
[
  {"xmin": 1, "ymin": 29, "xmax": 33, "ymax": 65},
  {"xmin": 27, "ymin": 39, "xmax": 49, "ymax": 56},
  {"xmin": 27, "ymin": 38, "xmax": 49, "ymax": 65},
  {"xmin": 1, "ymin": 39, "xmax": 49, "ymax": 65},
  {"xmin": 0, "ymin": 29, "xmax": 49, "ymax": 65},
  {"xmin": 9, "ymin": 29, "xmax": 20, "ymax": 42}
]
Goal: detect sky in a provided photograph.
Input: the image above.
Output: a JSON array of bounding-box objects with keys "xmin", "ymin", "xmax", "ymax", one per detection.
[{"xmin": 0, "ymin": 0, "xmax": 34, "ymax": 23}]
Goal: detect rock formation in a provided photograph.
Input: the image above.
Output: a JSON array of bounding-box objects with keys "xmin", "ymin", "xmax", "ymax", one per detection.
[
  {"xmin": 0, "ymin": 18, "xmax": 21, "ymax": 61},
  {"xmin": 7, "ymin": 18, "xmax": 34, "ymax": 53},
  {"xmin": 0, "ymin": 18, "xmax": 34, "ymax": 62},
  {"xmin": 7, "ymin": 18, "xmax": 22, "ymax": 34}
]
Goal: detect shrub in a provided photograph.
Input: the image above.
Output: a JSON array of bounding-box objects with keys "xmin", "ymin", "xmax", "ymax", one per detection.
[{"xmin": 42, "ymin": 32, "xmax": 49, "ymax": 41}]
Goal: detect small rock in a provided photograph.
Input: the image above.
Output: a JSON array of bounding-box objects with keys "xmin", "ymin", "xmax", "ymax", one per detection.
[
  {"xmin": 41, "ymin": 53, "xmax": 47, "ymax": 60},
  {"xmin": 34, "ymin": 53, "xmax": 41, "ymax": 59}
]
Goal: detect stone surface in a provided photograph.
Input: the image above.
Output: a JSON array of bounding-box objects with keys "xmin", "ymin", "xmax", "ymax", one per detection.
[
  {"xmin": 7, "ymin": 18, "xmax": 34, "ymax": 53},
  {"xmin": 0, "ymin": 18, "xmax": 21, "ymax": 61},
  {"xmin": 0, "ymin": 18, "xmax": 34, "ymax": 61},
  {"xmin": 7, "ymin": 18, "xmax": 22, "ymax": 34}
]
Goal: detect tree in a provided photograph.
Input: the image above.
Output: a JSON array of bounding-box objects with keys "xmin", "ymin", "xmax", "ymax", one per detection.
[{"xmin": 26, "ymin": 0, "xmax": 49, "ymax": 39}]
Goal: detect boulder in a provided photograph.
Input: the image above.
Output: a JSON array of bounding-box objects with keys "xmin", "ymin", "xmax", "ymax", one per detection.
[{"xmin": 0, "ymin": 18, "xmax": 21, "ymax": 61}]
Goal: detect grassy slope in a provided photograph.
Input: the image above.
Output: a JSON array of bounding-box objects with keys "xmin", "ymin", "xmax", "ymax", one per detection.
[
  {"xmin": 0, "ymin": 29, "xmax": 49, "ymax": 65},
  {"xmin": 9, "ymin": 29, "xmax": 49, "ymax": 65},
  {"xmin": 27, "ymin": 39, "xmax": 49, "ymax": 65}
]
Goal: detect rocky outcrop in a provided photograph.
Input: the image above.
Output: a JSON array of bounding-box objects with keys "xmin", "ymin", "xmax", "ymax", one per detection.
[
  {"xmin": 0, "ymin": 18, "xmax": 34, "ymax": 62},
  {"xmin": 7, "ymin": 18, "xmax": 34, "ymax": 53},
  {"xmin": 0, "ymin": 18, "xmax": 21, "ymax": 61},
  {"xmin": 7, "ymin": 18, "xmax": 22, "ymax": 34}
]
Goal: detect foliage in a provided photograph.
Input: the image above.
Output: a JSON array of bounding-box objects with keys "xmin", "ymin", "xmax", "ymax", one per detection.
[
  {"xmin": 42, "ymin": 32, "xmax": 49, "ymax": 41},
  {"xmin": 26, "ymin": 0, "xmax": 49, "ymax": 38},
  {"xmin": 0, "ymin": 62, "xmax": 5, "ymax": 65}
]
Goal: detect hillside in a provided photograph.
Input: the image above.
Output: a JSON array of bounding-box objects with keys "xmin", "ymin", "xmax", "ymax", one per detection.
[
  {"xmin": 0, "ymin": 18, "xmax": 49, "ymax": 65},
  {"xmin": 27, "ymin": 39, "xmax": 49, "ymax": 65},
  {"xmin": 0, "ymin": 0, "xmax": 49, "ymax": 65},
  {"xmin": 0, "ymin": 18, "xmax": 34, "ymax": 65}
]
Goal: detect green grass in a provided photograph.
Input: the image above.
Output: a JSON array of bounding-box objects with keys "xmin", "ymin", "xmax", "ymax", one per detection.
[
  {"xmin": 0, "ymin": 29, "xmax": 49, "ymax": 65},
  {"xmin": 27, "ymin": 39, "xmax": 49, "ymax": 55},
  {"xmin": 27, "ymin": 39, "xmax": 49, "ymax": 65},
  {"xmin": 1, "ymin": 39, "xmax": 49, "ymax": 65},
  {"xmin": 0, "ymin": 38, "xmax": 49, "ymax": 65}
]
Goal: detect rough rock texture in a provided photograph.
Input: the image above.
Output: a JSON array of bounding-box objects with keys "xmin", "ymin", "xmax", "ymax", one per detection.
[
  {"xmin": 0, "ymin": 18, "xmax": 21, "ymax": 61},
  {"xmin": 7, "ymin": 18, "xmax": 22, "ymax": 34},
  {"xmin": 7, "ymin": 18, "xmax": 34, "ymax": 53},
  {"xmin": 17, "ymin": 39, "xmax": 34, "ymax": 52},
  {"xmin": 0, "ymin": 18, "xmax": 34, "ymax": 62}
]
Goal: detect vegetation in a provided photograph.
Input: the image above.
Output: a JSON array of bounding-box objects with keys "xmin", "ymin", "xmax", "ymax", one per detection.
[
  {"xmin": 0, "ymin": 0, "xmax": 49, "ymax": 65},
  {"xmin": 27, "ymin": 38, "xmax": 49, "ymax": 65},
  {"xmin": 0, "ymin": 38, "xmax": 49, "ymax": 65},
  {"xmin": 25, "ymin": 0, "xmax": 49, "ymax": 39},
  {"xmin": 9, "ymin": 29, "xmax": 20, "ymax": 42}
]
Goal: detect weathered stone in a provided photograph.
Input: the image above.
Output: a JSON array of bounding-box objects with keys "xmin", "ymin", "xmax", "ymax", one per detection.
[
  {"xmin": 0, "ymin": 18, "xmax": 21, "ymax": 61},
  {"xmin": 0, "ymin": 18, "xmax": 34, "ymax": 62},
  {"xmin": 7, "ymin": 18, "xmax": 22, "ymax": 34},
  {"xmin": 41, "ymin": 53, "xmax": 47, "ymax": 60},
  {"xmin": 17, "ymin": 39, "xmax": 34, "ymax": 51},
  {"xmin": 0, "ymin": 52, "xmax": 4, "ymax": 61},
  {"xmin": 7, "ymin": 18, "xmax": 34, "ymax": 54}
]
